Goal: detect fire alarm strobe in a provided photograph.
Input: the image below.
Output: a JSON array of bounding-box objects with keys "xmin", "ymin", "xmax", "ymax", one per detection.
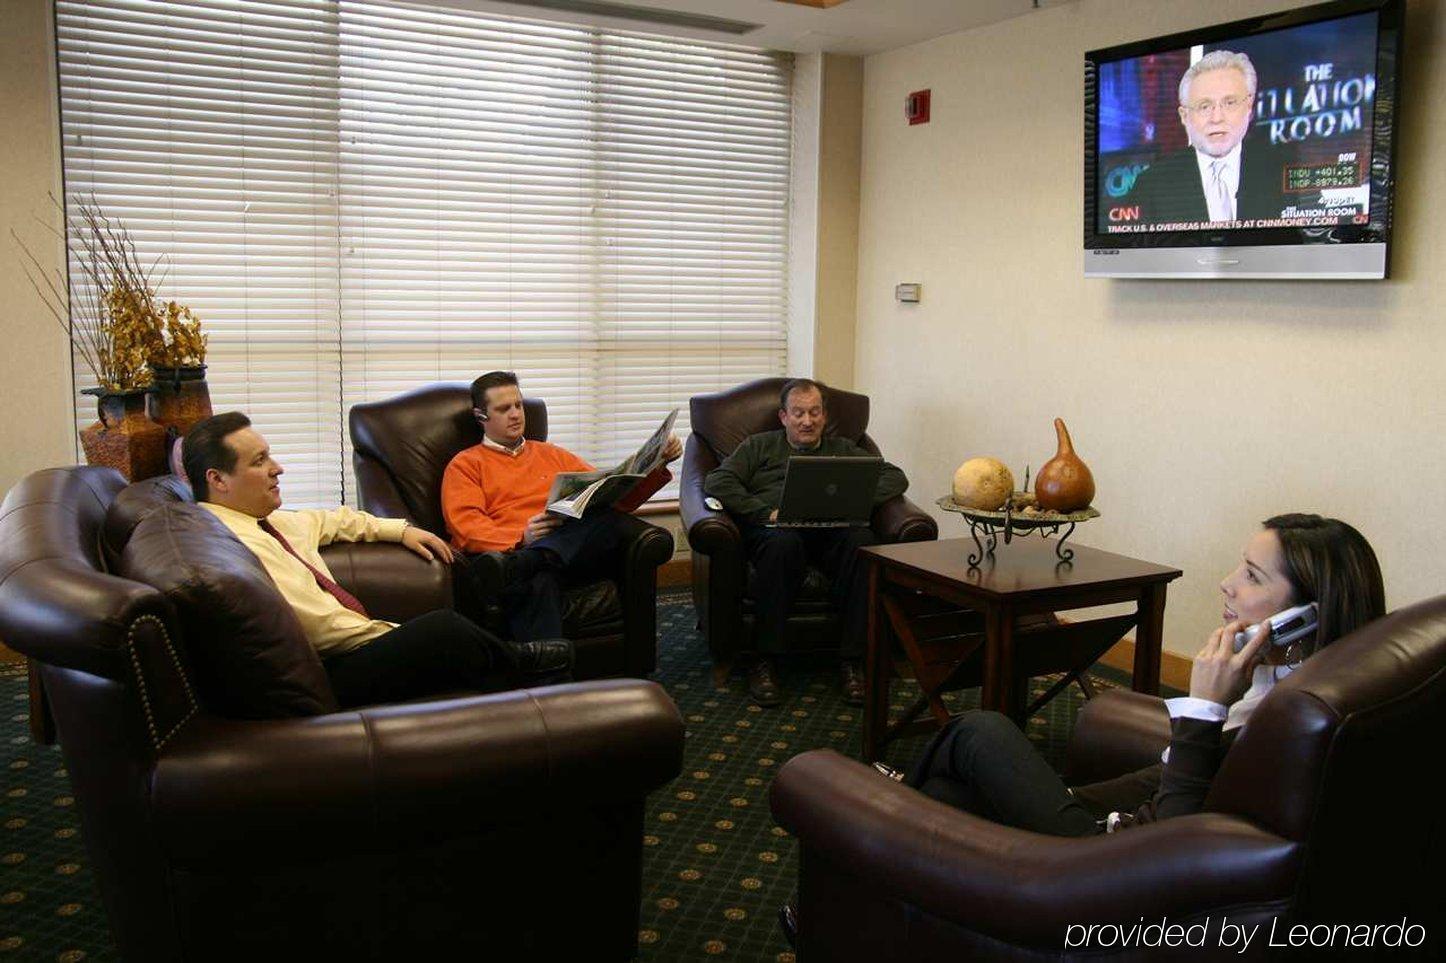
[{"xmin": 906, "ymin": 89, "xmax": 930, "ymax": 125}]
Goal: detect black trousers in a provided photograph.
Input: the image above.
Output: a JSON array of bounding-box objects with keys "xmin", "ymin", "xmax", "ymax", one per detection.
[
  {"xmin": 905, "ymin": 710, "xmax": 1106, "ymax": 837},
  {"xmin": 740, "ymin": 523, "xmax": 877, "ymax": 659},
  {"xmin": 498, "ymin": 511, "xmax": 630, "ymax": 642},
  {"xmin": 323, "ymin": 609, "xmax": 516, "ymax": 709}
]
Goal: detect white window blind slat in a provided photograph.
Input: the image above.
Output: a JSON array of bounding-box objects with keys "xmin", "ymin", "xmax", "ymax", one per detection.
[{"xmin": 59, "ymin": 0, "xmax": 790, "ymax": 509}]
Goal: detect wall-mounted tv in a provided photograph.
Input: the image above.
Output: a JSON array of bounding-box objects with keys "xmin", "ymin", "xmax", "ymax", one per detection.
[{"xmin": 1084, "ymin": 0, "xmax": 1403, "ymax": 279}]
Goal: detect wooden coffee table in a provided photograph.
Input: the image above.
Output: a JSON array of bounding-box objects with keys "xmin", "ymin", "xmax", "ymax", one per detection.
[{"xmin": 859, "ymin": 538, "xmax": 1181, "ymax": 762}]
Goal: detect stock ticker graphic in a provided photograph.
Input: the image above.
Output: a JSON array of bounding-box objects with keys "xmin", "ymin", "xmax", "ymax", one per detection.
[{"xmin": 1097, "ymin": 11, "xmax": 1379, "ymax": 234}]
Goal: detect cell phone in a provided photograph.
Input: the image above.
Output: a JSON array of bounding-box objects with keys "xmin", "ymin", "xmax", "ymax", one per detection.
[{"xmin": 1233, "ymin": 602, "xmax": 1319, "ymax": 653}]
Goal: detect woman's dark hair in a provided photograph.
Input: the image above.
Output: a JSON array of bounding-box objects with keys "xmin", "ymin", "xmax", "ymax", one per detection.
[
  {"xmin": 1263, "ymin": 513, "xmax": 1385, "ymax": 651},
  {"xmin": 470, "ymin": 370, "xmax": 519, "ymax": 412},
  {"xmin": 182, "ymin": 411, "xmax": 253, "ymax": 502}
]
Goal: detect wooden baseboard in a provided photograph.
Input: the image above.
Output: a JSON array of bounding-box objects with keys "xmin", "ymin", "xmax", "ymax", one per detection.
[
  {"xmin": 659, "ymin": 558, "xmax": 690, "ymax": 588},
  {"xmin": 1097, "ymin": 637, "xmax": 1192, "ymax": 692}
]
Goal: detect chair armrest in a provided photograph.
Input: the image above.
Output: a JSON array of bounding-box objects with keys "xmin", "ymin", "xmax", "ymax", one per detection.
[
  {"xmin": 320, "ymin": 541, "xmax": 454, "ymax": 621},
  {"xmin": 152, "ymin": 679, "xmax": 684, "ymax": 864},
  {"xmin": 678, "ymin": 435, "xmax": 741, "ymax": 557},
  {"xmin": 769, "ymin": 749, "xmax": 1299, "ymax": 950},
  {"xmin": 1064, "ymin": 688, "xmax": 1173, "ymax": 785},
  {"xmin": 610, "ymin": 512, "xmax": 674, "ymax": 676},
  {"xmin": 612, "ymin": 511, "xmax": 674, "ymax": 572},
  {"xmin": 871, "ymin": 494, "xmax": 938, "ymax": 544}
]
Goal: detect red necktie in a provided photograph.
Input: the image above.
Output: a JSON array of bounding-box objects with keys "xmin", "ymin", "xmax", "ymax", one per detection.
[{"xmin": 257, "ymin": 518, "xmax": 370, "ymax": 618}]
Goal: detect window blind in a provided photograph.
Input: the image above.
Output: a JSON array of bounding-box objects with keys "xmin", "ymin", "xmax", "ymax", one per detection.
[
  {"xmin": 57, "ymin": 0, "xmax": 791, "ymax": 507},
  {"xmin": 57, "ymin": 0, "xmax": 346, "ymax": 506}
]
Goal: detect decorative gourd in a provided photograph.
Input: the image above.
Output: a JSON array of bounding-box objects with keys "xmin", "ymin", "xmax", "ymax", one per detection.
[
  {"xmin": 952, "ymin": 457, "xmax": 1014, "ymax": 511},
  {"xmin": 1034, "ymin": 418, "xmax": 1095, "ymax": 512}
]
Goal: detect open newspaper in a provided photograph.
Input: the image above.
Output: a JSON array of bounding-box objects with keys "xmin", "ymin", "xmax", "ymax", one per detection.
[{"xmin": 545, "ymin": 409, "xmax": 678, "ymax": 519}]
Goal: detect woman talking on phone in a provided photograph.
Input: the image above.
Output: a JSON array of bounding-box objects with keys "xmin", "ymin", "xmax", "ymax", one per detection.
[{"xmin": 896, "ymin": 512, "xmax": 1386, "ymax": 835}]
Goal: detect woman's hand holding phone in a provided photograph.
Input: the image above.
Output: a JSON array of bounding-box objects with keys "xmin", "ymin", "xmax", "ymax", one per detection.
[{"xmin": 1188, "ymin": 620, "xmax": 1271, "ymax": 706}]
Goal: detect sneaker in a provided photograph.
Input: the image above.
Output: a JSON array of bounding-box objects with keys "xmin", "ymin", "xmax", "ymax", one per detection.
[
  {"xmin": 871, "ymin": 761, "xmax": 906, "ymax": 782},
  {"xmin": 778, "ymin": 902, "xmax": 799, "ymax": 949}
]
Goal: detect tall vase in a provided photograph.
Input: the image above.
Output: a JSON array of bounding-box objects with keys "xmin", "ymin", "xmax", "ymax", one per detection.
[
  {"xmin": 1034, "ymin": 417, "xmax": 1096, "ymax": 512},
  {"xmin": 79, "ymin": 389, "xmax": 168, "ymax": 482},
  {"xmin": 148, "ymin": 364, "xmax": 213, "ymax": 476}
]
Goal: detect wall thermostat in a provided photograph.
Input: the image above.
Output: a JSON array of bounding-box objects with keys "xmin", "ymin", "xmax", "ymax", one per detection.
[{"xmin": 895, "ymin": 283, "xmax": 921, "ymax": 303}]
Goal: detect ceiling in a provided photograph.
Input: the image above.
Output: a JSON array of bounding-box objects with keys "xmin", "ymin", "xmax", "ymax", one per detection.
[{"xmin": 423, "ymin": 0, "xmax": 1077, "ymax": 56}]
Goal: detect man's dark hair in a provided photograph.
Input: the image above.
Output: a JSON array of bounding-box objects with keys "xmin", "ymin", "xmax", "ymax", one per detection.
[
  {"xmin": 471, "ymin": 370, "xmax": 520, "ymax": 412},
  {"xmin": 779, "ymin": 378, "xmax": 828, "ymax": 413},
  {"xmin": 183, "ymin": 411, "xmax": 252, "ymax": 502}
]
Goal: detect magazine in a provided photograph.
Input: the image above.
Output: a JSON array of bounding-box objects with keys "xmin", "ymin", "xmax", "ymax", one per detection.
[{"xmin": 545, "ymin": 409, "xmax": 678, "ymax": 519}]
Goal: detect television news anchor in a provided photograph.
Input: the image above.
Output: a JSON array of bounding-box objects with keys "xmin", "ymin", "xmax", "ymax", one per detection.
[
  {"xmin": 1128, "ymin": 49, "xmax": 1290, "ymax": 225},
  {"xmin": 441, "ymin": 370, "xmax": 682, "ymax": 643},
  {"xmin": 183, "ymin": 412, "xmax": 573, "ymax": 708},
  {"xmin": 895, "ymin": 513, "xmax": 1385, "ymax": 835},
  {"xmin": 703, "ymin": 378, "xmax": 908, "ymax": 708}
]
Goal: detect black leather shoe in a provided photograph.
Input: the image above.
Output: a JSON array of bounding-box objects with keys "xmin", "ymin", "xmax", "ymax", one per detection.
[
  {"xmin": 840, "ymin": 659, "xmax": 866, "ymax": 706},
  {"xmin": 469, "ymin": 549, "xmax": 550, "ymax": 599},
  {"xmin": 778, "ymin": 902, "xmax": 798, "ymax": 949},
  {"xmin": 509, "ymin": 638, "xmax": 574, "ymax": 682},
  {"xmin": 466, "ymin": 551, "xmax": 510, "ymax": 599},
  {"xmin": 748, "ymin": 659, "xmax": 782, "ymax": 707}
]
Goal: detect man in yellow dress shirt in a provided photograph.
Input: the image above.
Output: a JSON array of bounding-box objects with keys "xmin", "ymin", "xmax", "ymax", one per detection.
[{"xmin": 182, "ymin": 412, "xmax": 572, "ymax": 708}]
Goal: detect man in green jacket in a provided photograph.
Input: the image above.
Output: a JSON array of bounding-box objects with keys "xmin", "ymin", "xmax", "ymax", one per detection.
[{"xmin": 705, "ymin": 379, "xmax": 908, "ymax": 707}]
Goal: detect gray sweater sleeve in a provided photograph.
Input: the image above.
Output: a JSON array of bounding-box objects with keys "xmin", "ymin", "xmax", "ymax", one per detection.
[
  {"xmin": 704, "ymin": 435, "xmax": 772, "ymax": 524},
  {"xmin": 836, "ymin": 437, "xmax": 909, "ymax": 505}
]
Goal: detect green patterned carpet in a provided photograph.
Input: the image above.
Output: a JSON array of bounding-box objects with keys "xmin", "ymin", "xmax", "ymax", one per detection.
[
  {"xmin": 0, "ymin": 594, "xmax": 1131, "ymax": 961},
  {"xmin": 635, "ymin": 593, "xmax": 1122, "ymax": 962}
]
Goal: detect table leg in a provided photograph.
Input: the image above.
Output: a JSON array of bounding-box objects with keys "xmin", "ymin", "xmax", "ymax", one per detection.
[
  {"xmin": 1133, "ymin": 583, "xmax": 1167, "ymax": 695},
  {"xmin": 861, "ymin": 558, "xmax": 889, "ymax": 763},
  {"xmin": 981, "ymin": 602, "xmax": 1016, "ymax": 717}
]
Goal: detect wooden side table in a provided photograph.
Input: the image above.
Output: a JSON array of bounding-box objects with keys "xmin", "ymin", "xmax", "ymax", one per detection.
[{"xmin": 860, "ymin": 538, "xmax": 1181, "ymax": 762}]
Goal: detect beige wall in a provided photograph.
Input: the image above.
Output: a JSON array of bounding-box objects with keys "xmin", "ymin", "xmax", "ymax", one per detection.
[
  {"xmin": 856, "ymin": 0, "xmax": 1445, "ymax": 654},
  {"xmin": 1, "ymin": 0, "xmax": 75, "ymax": 498},
  {"xmin": 813, "ymin": 53, "xmax": 864, "ymax": 388}
]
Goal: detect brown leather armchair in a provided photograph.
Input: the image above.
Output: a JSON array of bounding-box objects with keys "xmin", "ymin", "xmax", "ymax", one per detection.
[
  {"xmin": 0, "ymin": 466, "xmax": 684, "ymax": 962},
  {"xmin": 678, "ymin": 378, "xmax": 937, "ymax": 669},
  {"xmin": 349, "ymin": 382, "xmax": 674, "ymax": 679},
  {"xmin": 770, "ymin": 596, "xmax": 1446, "ymax": 961}
]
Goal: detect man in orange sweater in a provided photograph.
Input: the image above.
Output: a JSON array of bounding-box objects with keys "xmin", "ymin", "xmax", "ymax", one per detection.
[{"xmin": 442, "ymin": 371, "xmax": 680, "ymax": 641}]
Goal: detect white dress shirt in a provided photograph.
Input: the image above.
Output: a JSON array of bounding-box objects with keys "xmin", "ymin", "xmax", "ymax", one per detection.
[{"xmin": 1194, "ymin": 143, "xmax": 1243, "ymax": 222}]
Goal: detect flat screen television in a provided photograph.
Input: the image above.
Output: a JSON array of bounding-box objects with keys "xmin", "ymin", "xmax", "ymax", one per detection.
[{"xmin": 1084, "ymin": 0, "xmax": 1403, "ymax": 279}]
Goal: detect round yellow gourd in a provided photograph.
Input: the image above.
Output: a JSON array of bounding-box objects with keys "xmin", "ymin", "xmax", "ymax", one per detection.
[{"xmin": 952, "ymin": 457, "xmax": 1014, "ymax": 511}]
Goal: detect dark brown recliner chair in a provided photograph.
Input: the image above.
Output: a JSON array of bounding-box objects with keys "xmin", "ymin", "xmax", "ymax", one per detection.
[
  {"xmin": 678, "ymin": 378, "xmax": 937, "ymax": 671},
  {"xmin": 0, "ymin": 466, "xmax": 684, "ymax": 962},
  {"xmin": 349, "ymin": 382, "xmax": 673, "ymax": 679},
  {"xmin": 770, "ymin": 596, "xmax": 1446, "ymax": 961}
]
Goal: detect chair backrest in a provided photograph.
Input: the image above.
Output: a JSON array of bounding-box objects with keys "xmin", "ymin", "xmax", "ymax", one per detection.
[
  {"xmin": 0, "ymin": 466, "xmax": 158, "ymax": 682},
  {"xmin": 1207, "ymin": 594, "xmax": 1446, "ymax": 925},
  {"xmin": 689, "ymin": 377, "xmax": 872, "ymax": 461},
  {"xmin": 101, "ymin": 473, "xmax": 195, "ymax": 569},
  {"xmin": 349, "ymin": 382, "xmax": 548, "ymax": 535},
  {"xmin": 0, "ymin": 466, "xmax": 191, "ymax": 959}
]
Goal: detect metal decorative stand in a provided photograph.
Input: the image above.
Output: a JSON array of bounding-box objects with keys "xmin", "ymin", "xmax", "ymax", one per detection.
[{"xmin": 936, "ymin": 496, "xmax": 1100, "ymax": 566}]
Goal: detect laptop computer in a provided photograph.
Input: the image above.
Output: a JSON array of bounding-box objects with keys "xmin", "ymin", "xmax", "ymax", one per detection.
[{"xmin": 768, "ymin": 456, "xmax": 882, "ymax": 528}]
